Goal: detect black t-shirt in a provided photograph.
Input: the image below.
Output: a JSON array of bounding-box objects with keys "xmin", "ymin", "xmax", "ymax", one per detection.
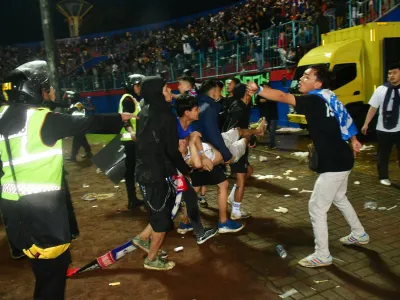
[
  {"xmin": 257, "ymin": 96, "xmax": 278, "ymax": 120},
  {"xmin": 295, "ymin": 95, "xmax": 354, "ymax": 173},
  {"xmin": 223, "ymin": 99, "xmax": 251, "ymax": 131}
]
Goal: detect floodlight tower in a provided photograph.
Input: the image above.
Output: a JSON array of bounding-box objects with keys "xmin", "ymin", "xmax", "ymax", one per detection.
[{"xmin": 56, "ymin": 0, "xmax": 93, "ymax": 37}]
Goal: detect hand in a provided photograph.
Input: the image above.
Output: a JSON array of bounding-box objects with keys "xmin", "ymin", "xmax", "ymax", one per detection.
[
  {"xmin": 361, "ymin": 124, "xmax": 368, "ymax": 135},
  {"xmin": 190, "ymin": 131, "xmax": 202, "ymax": 139},
  {"xmin": 351, "ymin": 138, "xmax": 362, "ymax": 158},
  {"xmin": 201, "ymin": 157, "xmax": 214, "ymax": 171},
  {"xmin": 248, "ymin": 142, "xmax": 257, "ymax": 149},
  {"xmin": 120, "ymin": 113, "xmax": 139, "ymax": 122},
  {"xmin": 247, "ymin": 82, "xmax": 259, "ymax": 95},
  {"xmin": 225, "ymin": 156, "xmax": 236, "ymax": 165}
]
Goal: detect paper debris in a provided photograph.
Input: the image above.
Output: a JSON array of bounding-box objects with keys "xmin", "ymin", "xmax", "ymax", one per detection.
[
  {"xmin": 174, "ymin": 246, "xmax": 184, "ymax": 252},
  {"xmin": 285, "ymin": 170, "xmax": 293, "ymax": 174},
  {"xmin": 114, "ymin": 185, "xmax": 120, "ymax": 188},
  {"xmin": 82, "ymin": 193, "xmax": 115, "ymax": 201},
  {"xmin": 92, "ymin": 205, "xmax": 98, "ymax": 208},
  {"xmin": 378, "ymin": 207, "xmax": 387, "ymax": 211},
  {"xmin": 284, "ymin": 195, "xmax": 290, "ymax": 198},
  {"xmin": 286, "ymin": 176, "xmax": 297, "ymax": 181},
  {"xmin": 336, "ymin": 286, "xmax": 340, "ymax": 288},
  {"xmin": 250, "ymin": 155, "xmax": 257, "ymax": 159},
  {"xmin": 279, "ymin": 288, "xmax": 298, "ymax": 298},
  {"xmin": 109, "ymin": 282, "xmax": 120, "ymax": 286},
  {"xmin": 259, "ymin": 156, "xmax": 268, "ymax": 162},
  {"xmin": 96, "ymin": 168, "xmax": 102, "ymax": 174},
  {"xmin": 314, "ymin": 280, "xmax": 329, "ymax": 284},
  {"xmin": 255, "ymin": 194, "xmax": 262, "ymax": 199},
  {"xmin": 310, "ymin": 287, "xmax": 317, "ymax": 291},
  {"xmin": 276, "ymin": 156, "xmax": 280, "ymax": 159},
  {"xmin": 364, "ymin": 201, "xmax": 377, "ymax": 210},
  {"xmin": 276, "ymin": 128, "xmax": 303, "ymax": 133},
  {"xmin": 120, "ymin": 179, "xmax": 126, "ymax": 183},
  {"xmin": 82, "ymin": 184, "xmax": 90, "ymax": 188},
  {"xmin": 254, "ymin": 174, "xmax": 283, "ymax": 180},
  {"xmin": 360, "ymin": 145, "xmax": 374, "ymax": 151},
  {"xmin": 274, "ymin": 207, "xmax": 288, "ymax": 213},
  {"xmin": 290, "ymin": 188, "xmax": 299, "ymax": 191},
  {"xmin": 387, "ymin": 205, "xmax": 397, "ymax": 211},
  {"xmin": 299, "ymin": 189, "xmax": 313, "ymax": 193},
  {"xmin": 354, "ymin": 181, "xmax": 361, "ymax": 185},
  {"xmin": 291, "ymin": 152, "xmax": 308, "ymax": 158}
]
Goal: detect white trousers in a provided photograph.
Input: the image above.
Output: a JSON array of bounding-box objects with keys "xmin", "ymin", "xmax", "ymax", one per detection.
[
  {"xmin": 222, "ymin": 129, "xmax": 247, "ymax": 163},
  {"xmin": 309, "ymin": 171, "xmax": 365, "ymax": 257}
]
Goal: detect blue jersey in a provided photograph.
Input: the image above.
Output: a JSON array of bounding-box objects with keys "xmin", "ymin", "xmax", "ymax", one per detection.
[{"xmin": 177, "ymin": 117, "xmax": 193, "ymax": 139}]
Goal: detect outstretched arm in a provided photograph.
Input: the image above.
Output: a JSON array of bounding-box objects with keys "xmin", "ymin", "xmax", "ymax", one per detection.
[{"xmin": 248, "ymin": 82, "xmax": 296, "ymax": 105}]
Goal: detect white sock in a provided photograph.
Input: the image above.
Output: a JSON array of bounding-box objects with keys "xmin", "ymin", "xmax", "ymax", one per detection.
[
  {"xmin": 228, "ymin": 184, "xmax": 237, "ymax": 202},
  {"xmin": 232, "ymin": 201, "xmax": 241, "ymax": 214}
]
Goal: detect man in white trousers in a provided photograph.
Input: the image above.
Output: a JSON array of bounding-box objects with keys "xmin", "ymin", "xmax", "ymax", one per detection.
[{"xmin": 247, "ymin": 65, "xmax": 369, "ymax": 268}]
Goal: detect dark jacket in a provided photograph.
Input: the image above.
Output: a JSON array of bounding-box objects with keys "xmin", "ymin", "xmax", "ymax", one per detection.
[
  {"xmin": 223, "ymin": 99, "xmax": 251, "ymax": 131},
  {"xmin": 191, "ymin": 94, "xmax": 232, "ymax": 162},
  {"xmin": 135, "ymin": 77, "xmax": 190, "ymax": 184}
]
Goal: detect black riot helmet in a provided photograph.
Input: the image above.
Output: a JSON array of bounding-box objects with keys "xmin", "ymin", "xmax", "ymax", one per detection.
[
  {"xmin": 125, "ymin": 74, "xmax": 145, "ymax": 94},
  {"xmin": 2, "ymin": 60, "xmax": 50, "ymax": 107}
]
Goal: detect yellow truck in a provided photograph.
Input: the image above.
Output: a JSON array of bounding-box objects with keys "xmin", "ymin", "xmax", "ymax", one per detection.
[{"xmin": 288, "ymin": 22, "xmax": 400, "ymax": 131}]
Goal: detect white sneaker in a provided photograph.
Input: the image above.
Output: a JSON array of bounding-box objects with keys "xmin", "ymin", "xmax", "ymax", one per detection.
[
  {"xmin": 231, "ymin": 209, "xmax": 251, "ymax": 220},
  {"xmin": 298, "ymin": 253, "xmax": 332, "ymax": 268},
  {"xmin": 380, "ymin": 179, "xmax": 391, "ymax": 186}
]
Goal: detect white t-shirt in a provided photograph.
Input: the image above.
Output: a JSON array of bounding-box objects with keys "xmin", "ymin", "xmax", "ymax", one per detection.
[{"xmin": 369, "ymin": 85, "xmax": 400, "ymax": 132}]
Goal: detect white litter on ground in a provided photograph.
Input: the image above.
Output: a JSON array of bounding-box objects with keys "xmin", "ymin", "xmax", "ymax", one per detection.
[
  {"xmin": 174, "ymin": 246, "xmax": 184, "ymax": 252},
  {"xmin": 255, "ymin": 194, "xmax": 262, "ymax": 199},
  {"xmin": 114, "ymin": 186, "xmax": 120, "ymax": 188},
  {"xmin": 120, "ymin": 179, "xmax": 126, "ymax": 183},
  {"xmin": 279, "ymin": 288, "xmax": 298, "ymax": 298},
  {"xmin": 291, "ymin": 152, "xmax": 309, "ymax": 158},
  {"xmin": 360, "ymin": 145, "xmax": 374, "ymax": 151},
  {"xmin": 286, "ymin": 176, "xmax": 298, "ymax": 181},
  {"xmin": 276, "ymin": 156, "xmax": 281, "ymax": 159},
  {"xmin": 254, "ymin": 174, "xmax": 283, "ymax": 180},
  {"xmin": 354, "ymin": 181, "xmax": 361, "ymax": 185},
  {"xmin": 274, "ymin": 207, "xmax": 288, "ymax": 213},
  {"xmin": 92, "ymin": 205, "xmax": 98, "ymax": 208},
  {"xmin": 387, "ymin": 205, "xmax": 397, "ymax": 211},
  {"xmin": 299, "ymin": 189, "xmax": 313, "ymax": 193},
  {"xmin": 276, "ymin": 127, "xmax": 303, "ymax": 133},
  {"xmin": 378, "ymin": 207, "xmax": 387, "ymax": 211},
  {"xmin": 290, "ymin": 188, "xmax": 299, "ymax": 191},
  {"xmin": 83, "ymin": 184, "xmax": 89, "ymax": 188},
  {"xmin": 364, "ymin": 201, "xmax": 377, "ymax": 210},
  {"xmin": 283, "ymin": 170, "xmax": 293, "ymax": 176},
  {"xmin": 314, "ymin": 280, "xmax": 329, "ymax": 284},
  {"xmin": 284, "ymin": 195, "xmax": 290, "ymax": 198},
  {"xmin": 259, "ymin": 156, "xmax": 268, "ymax": 162},
  {"xmin": 96, "ymin": 168, "xmax": 102, "ymax": 174}
]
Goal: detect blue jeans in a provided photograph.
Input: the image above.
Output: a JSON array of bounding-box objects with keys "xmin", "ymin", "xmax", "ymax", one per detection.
[
  {"xmin": 254, "ymin": 52, "xmax": 263, "ymax": 71},
  {"xmin": 267, "ymin": 119, "xmax": 277, "ymax": 148}
]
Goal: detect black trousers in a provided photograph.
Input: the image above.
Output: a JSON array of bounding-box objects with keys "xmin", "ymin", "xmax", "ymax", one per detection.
[
  {"xmin": 63, "ymin": 178, "xmax": 79, "ymax": 238},
  {"xmin": 70, "ymin": 134, "xmax": 91, "ymax": 158},
  {"xmin": 29, "ymin": 250, "xmax": 71, "ymax": 300},
  {"xmin": 123, "ymin": 141, "xmax": 138, "ymax": 204},
  {"xmin": 182, "ymin": 177, "xmax": 205, "ymax": 235},
  {"xmin": 377, "ymin": 130, "xmax": 400, "ymax": 179}
]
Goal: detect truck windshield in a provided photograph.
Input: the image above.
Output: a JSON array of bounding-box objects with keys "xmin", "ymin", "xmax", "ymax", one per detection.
[{"xmin": 289, "ymin": 63, "xmax": 330, "ymax": 94}]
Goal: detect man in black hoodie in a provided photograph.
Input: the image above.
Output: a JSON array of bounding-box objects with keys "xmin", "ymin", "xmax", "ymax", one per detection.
[{"xmin": 133, "ymin": 77, "xmax": 191, "ymax": 271}]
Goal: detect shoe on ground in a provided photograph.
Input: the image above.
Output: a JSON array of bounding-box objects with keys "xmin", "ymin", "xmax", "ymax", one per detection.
[
  {"xmin": 340, "ymin": 232, "xmax": 369, "ymax": 245},
  {"xmin": 231, "ymin": 209, "xmax": 252, "ymax": 220},
  {"xmin": 196, "ymin": 227, "xmax": 218, "ymax": 245},
  {"xmin": 198, "ymin": 196, "xmax": 208, "ymax": 208},
  {"xmin": 132, "ymin": 236, "xmax": 168, "ymax": 258},
  {"xmin": 298, "ymin": 253, "xmax": 332, "ymax": 268},
  {"xmin": 218, "ymin": 219, "xmax": 244, "ymax": 233},
  {"xmin": 81, "ymin": 152, "xmax": 93, "ymax": 159},
  {"xmin": 177, "ymin": 222, "xmax": 194, "ymax": 234},
  {"xmin": 380, "ymin": 179, "xmax": 391, "ymax": 186},
  {"xmin": 144, "ymin": 257, "xmax": 175, "ymax": 271}
]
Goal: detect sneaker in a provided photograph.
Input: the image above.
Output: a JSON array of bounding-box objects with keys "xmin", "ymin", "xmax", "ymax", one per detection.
[
  {"xmin": 198, "ymin": 195, "xmax": 208, "ymax": 208},
  {"xmin": 132, "ymin": 236, "xmax": 168, "ymax": 258},
  {"xmin": 81, "ymin": 152, "xmax": 93, "ymax": 159},
  {"xmin": 380, "ymin": 179, "xmax": 391, "ymax": 186},
  {"xmin": 340, "ymin": 232, "xmax": 369, "ymax": 245},
  {"xmin": 65, "ymin": 156, "xmax": 77, "ymax": 162},
  {"xmin": 177, "ymin": 222, "xmax": 194, "ymax": 234},
  {"xmin": 298, "ymin": 253, "xmax": 333, "ymax": 268},
  {"xmin": 196, "ymin": 227, "xmax": 218, "ymax": 245},
  {"xmin": 218, "ymin": 219, "xmax": 245, "ymax": 233},
  {"xmin": 144, "ymin": 257, "xmax": 175, "ymax": 271},
  {"xmin": 231, "ymin": 209, "xmax": 252, "ymax": 220}
]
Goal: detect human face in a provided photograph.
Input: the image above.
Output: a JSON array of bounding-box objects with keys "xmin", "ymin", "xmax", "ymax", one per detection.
[
  {"xmin": 185, "ymin": 106, "xmax": 200, "ymax": 121},
  {"xmin": 227, "ymin": 80, "xmax": 237, "ymax": 93},
  {"xmin": 178, "ymin": 138, "xmax": 188, "ymax": 154},
  {"xmin": 163, "ymin": 85, "xmax": 173, "ymax": 102},
  {"xmin": 133, "ymin": 84, "xmax": 141, "ymax": 95},
  {"xmin": 388, "ymin": 68, "xmax": 400, "ymax": 86},
  {"xmin": 178, "ymin": 80, "xmax": 192, "ymax": 94},
  {"xmin": 298, "ymin": 68, "xmax": 322, "ymax": 94},
  {"xmin": 215, "ymin": 86, "xmax": 223, "ymax": 101}
]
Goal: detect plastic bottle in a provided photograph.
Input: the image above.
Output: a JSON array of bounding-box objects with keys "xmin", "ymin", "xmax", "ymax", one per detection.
[{"xmin": 276, "ymin": 245, "xmax": 287, "ymax": 258}]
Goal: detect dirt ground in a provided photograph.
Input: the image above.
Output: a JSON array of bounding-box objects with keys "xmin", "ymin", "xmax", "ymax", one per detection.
[{"xmin": 0, "ymin": 138, "xmax": 279, "ymax": 300}]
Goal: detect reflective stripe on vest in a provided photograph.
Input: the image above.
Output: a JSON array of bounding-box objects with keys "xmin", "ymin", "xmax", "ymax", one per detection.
[
  {"xmin": 118, "ymin": 94, "xmax": 140, "ymax": 141},
  {"xmin": 0, "ymin": 108, "xmax": 63, "ymax": 201}
]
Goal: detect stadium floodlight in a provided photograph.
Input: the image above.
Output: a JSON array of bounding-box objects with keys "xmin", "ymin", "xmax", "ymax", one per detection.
[{"xmin": 56, "ymin": 0, "xmax": 93, "ymax": 37}]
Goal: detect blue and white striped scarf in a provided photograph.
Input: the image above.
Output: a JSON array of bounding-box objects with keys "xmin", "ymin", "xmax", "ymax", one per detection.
[{"xmin": 309, "ymin": 89, "xmax": 358, "ymax": 141}]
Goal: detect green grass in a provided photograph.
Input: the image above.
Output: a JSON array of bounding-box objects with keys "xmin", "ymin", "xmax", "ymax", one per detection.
[{"xmin": 86, "ymin": 134, "xmax": 117, "ymax": 144}]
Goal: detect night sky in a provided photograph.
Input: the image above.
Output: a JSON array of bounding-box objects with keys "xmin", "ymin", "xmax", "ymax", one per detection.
[{"xmin": 0, "ymin": 0, "xmax": 236, "ymax": 45}]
